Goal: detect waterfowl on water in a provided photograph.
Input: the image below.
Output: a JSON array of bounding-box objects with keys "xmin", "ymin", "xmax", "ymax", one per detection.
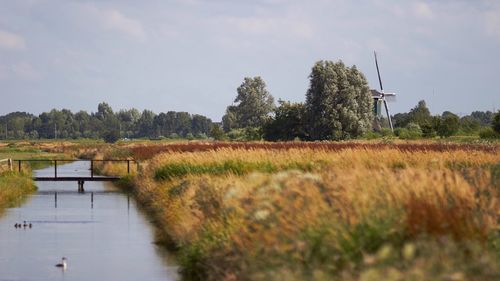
[
  {"xmin": 55, "ymin": 257, "xmax": 67, "ymax": 269},
  {"xmin": 29, "ymin": 223, "xmax": 32, "ymax": 228},
  {"xmin": 23, "ymin": 221, "xmax": 27, "ymax": 228},
  {"xmin": 14, "ymin": 223, "xmax": 18, "ymax": 228}
]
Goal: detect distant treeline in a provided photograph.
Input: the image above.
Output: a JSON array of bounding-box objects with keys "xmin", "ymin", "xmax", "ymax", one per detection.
[
  {"xmin": 0, "ymin": 103, "xmax": 213, "ymax": 142},
  {"xmin": 1, "ymin": 60, "xmax": 499, "ymax": 142}
]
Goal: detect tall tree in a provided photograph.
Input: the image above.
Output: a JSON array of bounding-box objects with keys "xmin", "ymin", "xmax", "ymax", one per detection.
[
  {"xmin": 436, "ymin": 112, "xmax": 460, "ymax": 138},
  {"xmin": 225, "ymin": 77, "xmax": 275, "ymax": 129},
  {"xmin": 305, "ymin": 60, "xmax": 373, "ymax": 140},
  {"xmin": 192, "ymin": 114, "xmax": 212, "ymax": 137},
  {"xmin": 222, "ymin": 106, "xmax": 237, "ymax": 132},
  {"xmin": 136, "ymin": 110, "xmax": 156, "ymax": 137},
  {"xmin": 408, "ymin": 100, "xmax": 432, "ymax": 127}
]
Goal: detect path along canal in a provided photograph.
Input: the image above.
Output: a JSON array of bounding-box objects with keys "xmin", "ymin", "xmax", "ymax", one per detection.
[{"xmin": 0, "ymin": 161, "xmax": 178, "ymax": 281}]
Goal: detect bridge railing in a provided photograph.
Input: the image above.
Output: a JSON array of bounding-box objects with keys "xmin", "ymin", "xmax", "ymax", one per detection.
[{"xmin": 12, "ymin": 159, "xmax": 138, "ymax": 179}]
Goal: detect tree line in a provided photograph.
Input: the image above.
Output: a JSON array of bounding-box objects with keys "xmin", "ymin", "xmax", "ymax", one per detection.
[
  {"xmin": 0, "ymin": 103, "xmax": 213, "ymax": 142},
  {"xmin": 1, "ymin": 59, "xmax": 499, "ymax": 142},
  {"xmin": 221, "ymin": 61, "xmax": 500, "ymax": 141}
]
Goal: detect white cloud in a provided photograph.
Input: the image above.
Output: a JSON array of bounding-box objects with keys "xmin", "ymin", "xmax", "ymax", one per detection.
[
  {"xmin": 413, "ymin": 2, "xmax": 434, "ymax": 20},
  {"xmin": 0, "ymin": 30, "xmax": 26, "ymax": 50}
]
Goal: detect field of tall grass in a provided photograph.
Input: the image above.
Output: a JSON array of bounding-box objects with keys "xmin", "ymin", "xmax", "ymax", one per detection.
[{"xmin": 97, "ymin": 142, "xmax": 499, "ymax": 281}]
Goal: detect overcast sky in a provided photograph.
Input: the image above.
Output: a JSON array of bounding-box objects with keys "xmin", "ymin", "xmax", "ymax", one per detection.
[{"xmin": 0, "ymin": 0, "xmax": 499, "ymax": 120}]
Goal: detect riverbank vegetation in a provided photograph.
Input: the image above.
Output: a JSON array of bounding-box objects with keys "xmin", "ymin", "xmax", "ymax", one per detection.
[
  {"xmin": 0, "ymin": 171, "xmax": 36, "ymax": 214},
  {"xmin": 99, "ymin": 142, "xmax": 499, "ymax": 280},
  {"xmin": 0, "ymin": 142, "xmax": 73, "ymax": 214}
]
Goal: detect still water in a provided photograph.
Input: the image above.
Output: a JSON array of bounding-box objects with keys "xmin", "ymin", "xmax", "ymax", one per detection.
[{"xmin": 0, "ymin": 161, "xmax": 178, "ymax": 281}]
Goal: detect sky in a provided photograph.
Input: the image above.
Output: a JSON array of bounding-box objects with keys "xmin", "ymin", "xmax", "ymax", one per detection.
[{"xmin": 0, "ymin": 0, "xmax": 499, "ymax": 121}]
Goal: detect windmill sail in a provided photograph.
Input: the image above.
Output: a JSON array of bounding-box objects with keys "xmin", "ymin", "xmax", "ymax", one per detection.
[{"xmin": 373, "ymin": 51, "xmax": 394, "ymax": 132}]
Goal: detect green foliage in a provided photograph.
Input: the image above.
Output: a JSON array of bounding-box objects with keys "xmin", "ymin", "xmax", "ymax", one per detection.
[
  {"xmin": 471, "ymin": 110, "xmax": 494, "ymax": 126},
  {"xmin": 225, "ymin": 127, "xmax": 262, "ymax": 141},
  {"xmin": 263, "ymin": 100, "xmax": 307, "ymax": 141},
  {"xmin": 363, "ymin": 131, "xmax": 381, "ymax": 140},
  {"xmin": 459, "ymin": 115, "xmax": 481, "ymax": 134},
  {"xmin": 395, "ymin": 123, "xmax": 423, "ymax": 139},
  {"xmin": 226, "ymin": 129, "xmax": 246, "ymax": 141},
  {"xmin": 407, "ymin": 100, "xmax": 432, "ymax": 128},
  {"xmin": 392, "ymin": 112, "xmax": 410, "ymax": 128},
  {"xmin": 493, "ymin": 110, "xmax": 500, "ymax": 134},
  {"xmin": 103, "ymin": 129, "xmax": 120, "ymax": 143},
  {"xmin": 154, "ymin": 160, "xmax": 278, "ymax": 181},
  {"xmin": 210, "ymin": 124, "xmax": 226, "ymax": 140},
  {"xmin": 222, "ymin": 77, "xmax": 275, "ymax": 131},
  {"xmin": 479, "ymin": 127, "xmax": 500, "ymax": 139},
  {"xmin": 379, "ymin": 128, "xmax": 394, "ymax": 137},
  {"xmin": 305, "ymin": 60, "xmax": 373, "ymax": 140},
  {"xmin": 0, "ymin": 171, "xmax": 36, "ymax": 211},
  {"xmin": 243, "ymin": 127, "xmax": 262, "ymax": 141},
  {"xmin": 154, "ymin": 160, "xmax": 317, "ymax": 182},
  {"xmin": 436, "ymin": 112, "xmax": 460, "ymax": 138},
  {"xmin": 0, "ymin": 103, "xmax": 213, "ymax": 140}
]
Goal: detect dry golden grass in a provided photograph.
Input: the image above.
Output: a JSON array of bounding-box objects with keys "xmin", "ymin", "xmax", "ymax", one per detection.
[{"xmin": 100, "ymin": 145, "xmax": 499, "ymax": 280}]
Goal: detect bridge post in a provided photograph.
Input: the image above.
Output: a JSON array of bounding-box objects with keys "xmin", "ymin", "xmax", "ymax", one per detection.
[{"xmin": 78, "ymin": 180, "xmax": 85, "ymax": 193}]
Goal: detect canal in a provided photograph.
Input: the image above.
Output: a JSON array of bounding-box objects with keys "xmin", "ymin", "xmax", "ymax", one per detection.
[{"xmin": 0, "ymin": 161, "xmax": 178, "ymax": 281}]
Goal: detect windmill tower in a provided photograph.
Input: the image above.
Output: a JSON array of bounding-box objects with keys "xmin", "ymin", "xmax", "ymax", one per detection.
[{"xmin": 372, "ymin": 51, "xmax": 396, "ymax": 131}]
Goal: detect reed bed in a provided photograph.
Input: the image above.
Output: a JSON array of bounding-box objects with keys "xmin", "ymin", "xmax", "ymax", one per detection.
[
  {"xmin": 128, "ymin": 141, "xmax": 498, "ymax": 160},
  {"xmin": 100, "ymin": 144, "xmax": 499, "ymax": 281}
]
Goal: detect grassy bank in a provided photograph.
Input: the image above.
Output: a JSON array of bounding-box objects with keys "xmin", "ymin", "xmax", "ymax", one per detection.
[
  {"xmin": 0, "ymin": 142, "xmax": 72, "ymax": 214},
  {"xmin": 100, "ymin": 143, "xmax": 499, "ymax": 280},
  {"xmin": 0, "ymin": 142, "xmax": 73, "ymax": 171},
  {"xmin": 0, "ymin": 171, "xmax": 36, "ymax": 214}
]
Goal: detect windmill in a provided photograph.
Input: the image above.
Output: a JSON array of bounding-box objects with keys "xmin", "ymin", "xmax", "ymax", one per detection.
[{"xmin": 372, "ymin": 51, "xmax": 396, "ymax": 131}]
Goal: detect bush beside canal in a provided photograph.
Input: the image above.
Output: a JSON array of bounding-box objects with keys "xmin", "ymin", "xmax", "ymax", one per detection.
[
  {"xmin": 0, "ymin": 171, "xmax": 36, "ymax": 213},
  {"xmin": 101, "ymin": 144, "xmax": 500, "ymax": 281}
]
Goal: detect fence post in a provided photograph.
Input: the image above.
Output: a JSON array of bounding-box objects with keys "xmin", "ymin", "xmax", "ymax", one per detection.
[
  {"xmin": 91, "ymin": 160, "xmax": 94, "ymax": 178},
  {"xmin": 54, "ymin": 160, "xmax": 57, "ymax": 178},
  {"xmin": 18, "ymin": 160, "xmax": 21, "ymax": 173},
  {"xmin": 8, "ymin": 159, "xmax": 12, "ymax": 171},
  {"xmin": 127, "ymin": 160, "xmax": 130, "ymax": 174}
]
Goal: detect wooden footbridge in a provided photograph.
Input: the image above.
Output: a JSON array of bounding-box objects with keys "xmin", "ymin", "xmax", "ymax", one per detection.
[{"xmin": 6, "ymin": 159, "xmax": 137, "ymax": 192}]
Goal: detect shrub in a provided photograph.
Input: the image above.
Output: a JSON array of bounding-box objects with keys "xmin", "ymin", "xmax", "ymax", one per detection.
[
  {"xmin": 379, "ymin": 128, "xmax": 394, "ymax": 137},
  {"xmin": 102, "ymin": 129, "xmax": 120, "ymax": 143},
  {"xmin": 437, "ymin": 114, "xmax": 460, "ymax": 138},
  {"xmin": 363, "ymin": 131, "xmax": 381, "ymax": 140},
  {"xmin": 479, "ymin": 127, "xmax": 499, "ymax": 139},
  {"xmin": 396, "ymin": 123, "xmax": 422, "ymax": 139}
]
